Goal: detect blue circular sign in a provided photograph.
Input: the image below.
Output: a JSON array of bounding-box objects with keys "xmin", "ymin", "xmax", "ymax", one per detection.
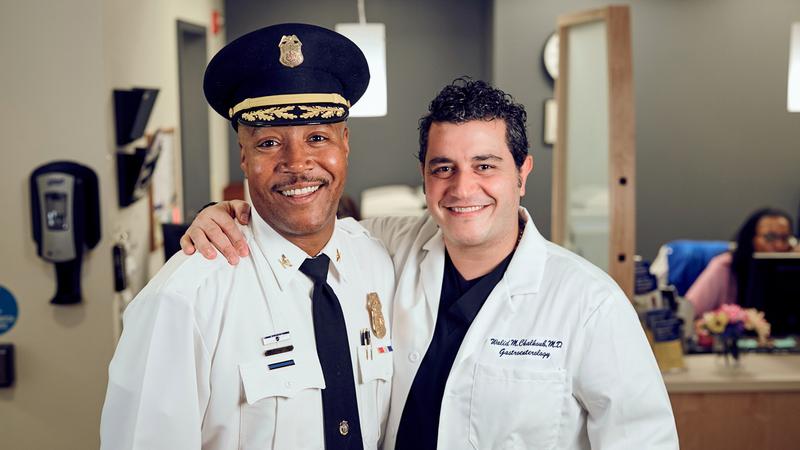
[{"xmin": 0, "ymin": 286, "xmax": 19, "ymax": 336}]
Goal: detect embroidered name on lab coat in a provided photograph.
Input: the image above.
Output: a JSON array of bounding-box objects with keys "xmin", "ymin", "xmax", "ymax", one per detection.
[{"xmin": 489, "ymin": 337, "xmax": 564, "ymax": 360}]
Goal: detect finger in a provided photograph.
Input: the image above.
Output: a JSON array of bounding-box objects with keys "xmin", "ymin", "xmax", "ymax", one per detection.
[
  {"xmin": 213, "ymin": 214, "xmax": 246, "ymax": 263},
  {"xmin": 189, "ymin": 227, "xmax": 218, "ymax": 260},
  {"xmin": 179, "ymin": 234, "xmax": 196, "ymax": 255},
  {"xmin": 215, "ymin": 214, "xmax": 249, "ymax": 258},
  {"xmin": 205, "ymin": 222, "xmax": 240, "ymax": 265},
  {"xmin": 234, "ymin": 239, "xmax": 250, "ymax": 257},
  {"xmin": 216, "ymin": 212, "xmax": 246, "ymax": 244},
  {"xmin": 232, "ymin": 201, "xmax": 251, "ymax": 225}
]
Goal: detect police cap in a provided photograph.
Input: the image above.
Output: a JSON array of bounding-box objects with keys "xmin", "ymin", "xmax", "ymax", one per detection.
[{"xmin": 204, "ymin": 23, "xmax": 369, "ymax": 128}]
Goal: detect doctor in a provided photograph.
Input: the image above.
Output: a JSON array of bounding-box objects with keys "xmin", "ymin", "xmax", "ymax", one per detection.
[
  {"xmin": 101, "ymin": 24, "xmax": 395, "ymax": 450},
  {"xmin": 182, "ymin": 79, "xmax": 678, "ymax": 449}
]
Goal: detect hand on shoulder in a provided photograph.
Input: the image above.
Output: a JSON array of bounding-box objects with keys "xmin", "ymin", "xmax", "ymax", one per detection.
[{"xmin": 180, "ymin": 200, "xmax": 252, "ymax": 265}]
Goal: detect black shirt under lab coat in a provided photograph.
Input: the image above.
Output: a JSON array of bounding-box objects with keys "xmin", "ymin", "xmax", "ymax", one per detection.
[{"xmin": 394, "ymin": 249, "xmax": 515, "ymax": 450}]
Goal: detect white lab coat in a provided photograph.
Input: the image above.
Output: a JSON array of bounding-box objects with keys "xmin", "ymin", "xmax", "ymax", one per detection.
[
  {"xmin": 100, "ymin": 213, "xmax": 395, "ymax": 450},
  {"xmin": 364, "ymin": 209, "xmax": 678, "ymax": 450}
]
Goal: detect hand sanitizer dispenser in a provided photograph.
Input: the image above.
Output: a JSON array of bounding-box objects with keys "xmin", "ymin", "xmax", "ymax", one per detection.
[{"xmin": 30, "ymin": 161, "xmax": 101, "ymax": 305}]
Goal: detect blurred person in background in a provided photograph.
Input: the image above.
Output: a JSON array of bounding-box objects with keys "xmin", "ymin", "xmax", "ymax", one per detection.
[{"xmin": 686, "ymin": 207, "xmax": 798, "ymax": 317}]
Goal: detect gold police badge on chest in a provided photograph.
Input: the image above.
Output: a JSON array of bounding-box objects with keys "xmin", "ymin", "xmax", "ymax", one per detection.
[
  {"xmin": 367, "ymin": 292, "xmax": 386, "ymax": 339},
  {"xmin": 278, "ymin": 34, "xmax": 304, "ymax": 68}
]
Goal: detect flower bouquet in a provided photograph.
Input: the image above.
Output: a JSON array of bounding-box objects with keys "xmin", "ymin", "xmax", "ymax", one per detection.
[{"xmin": 694, "ymin": 304, "xmax": 771, "ymax": 362}]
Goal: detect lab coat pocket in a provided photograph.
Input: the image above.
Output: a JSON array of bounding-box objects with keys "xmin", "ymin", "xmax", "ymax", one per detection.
[
  {"xmin": 238, "ymin": 359, "xmax": 325, "ymax": 450},
  {"xmin": 468, "ymin": 364, "xmax": 566, "ymax": 450},
  {"xmin": 357, "ymin": 346, "xmax": 393, "ymax": 383},
  {"xmin": 357, "ymin": 346, "xmax": 393, "ymax": 448}
]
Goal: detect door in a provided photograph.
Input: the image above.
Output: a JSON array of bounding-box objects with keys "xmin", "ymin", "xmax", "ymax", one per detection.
[{"xmin": 177, "ymin": 20, "xmax": 211, "ymax": 220}]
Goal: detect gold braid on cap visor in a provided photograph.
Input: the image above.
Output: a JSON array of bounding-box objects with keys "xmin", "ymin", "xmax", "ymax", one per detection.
[{"xmin": 228, "ymin": 93, "xmax": 351, "ymax": 119}]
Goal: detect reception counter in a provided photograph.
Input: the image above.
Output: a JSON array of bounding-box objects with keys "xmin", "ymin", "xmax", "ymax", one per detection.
[{"xmin": 663, "ymin": 354, "xmax": 800, "ymax": 450}]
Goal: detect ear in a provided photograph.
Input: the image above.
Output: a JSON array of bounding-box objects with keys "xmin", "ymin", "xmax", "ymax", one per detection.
[
  {"xmin": 419, "ymin": 162, "xmax": 427, "ymax": 194},
  {"xmin": 518, "ymin": 155, "xmax": 533, "ymax": 197},
  {"xmin": 342, "ymin": 124, "xmax": 350, "ymax": 159},
  {"xmin": 239, "ymin": 141, "xmax": 247, "ymax": 175}
]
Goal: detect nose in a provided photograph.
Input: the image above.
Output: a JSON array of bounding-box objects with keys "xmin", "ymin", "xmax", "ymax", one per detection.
[
  {"xmin": 280, "ymin": 140, "xmax": 312, "ymax": 173},
  {"xmin": 448, "ymin": 169, "xmax": 478, "ymax": 199}
]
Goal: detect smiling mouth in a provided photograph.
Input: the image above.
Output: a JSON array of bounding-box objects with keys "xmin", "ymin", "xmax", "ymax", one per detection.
[
  {"xmin": 280, "ymin": 185, "xmax": 321, "ymax": 197},
  {"xmin": 447, "ymin": 205, "xmax": 488, "ymax": 213}
]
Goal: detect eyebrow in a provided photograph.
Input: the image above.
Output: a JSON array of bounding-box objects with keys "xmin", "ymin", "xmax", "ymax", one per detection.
[
  {"xmin": 428, "ymin": 154, "xmax": 504, "ymax": 165},
  {"xmin": 247, "ymin": 122, "xmax": 340, "ymax": 137},
  {"xmin": 472, "ymin": 154, "xmax": 503, "ymax": 162},
  {"xmin": 428, "ymin": 156, "xmax": 454, "ymax": 166}
]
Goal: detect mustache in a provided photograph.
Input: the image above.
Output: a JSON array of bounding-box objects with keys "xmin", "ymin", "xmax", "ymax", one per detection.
[
  {"xmin": 441, "ymin": 195, "xmax": 492, "ymax": 206},
  {"xmin": 272, "ymin": 175, "xmax": 329, "ymax": 190}
]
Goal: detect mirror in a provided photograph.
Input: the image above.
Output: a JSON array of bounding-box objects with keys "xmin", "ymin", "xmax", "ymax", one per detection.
[{"xmin": 552, "ymin": 6, "xmax": 635, "ymax": 298}]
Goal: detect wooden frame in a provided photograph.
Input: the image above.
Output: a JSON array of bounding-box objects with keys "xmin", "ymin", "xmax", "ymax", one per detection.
[
  {"xmin": 552, "ymin": 5, "xmax": 636, "ymax": 298},
  {"xmin": 146, "ymin": 128, "xmax": 180, "ymax": 252}
]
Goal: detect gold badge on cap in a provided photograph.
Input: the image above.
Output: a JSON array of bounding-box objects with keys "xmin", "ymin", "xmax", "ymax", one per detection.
[
  {"xmin": 278, "ymin": 34, "xmax": 304, "ymax": 68},
  {"xmin": 367, "ymin": 292, "xmax": 386, "ymax": 339}
]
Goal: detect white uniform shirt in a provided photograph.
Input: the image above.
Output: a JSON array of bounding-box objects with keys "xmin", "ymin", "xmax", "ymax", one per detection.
[
  {"xmin": 363, "ymin": 209, "xmax": 678, "ymax": 450},
  {"xmin": 100, "ymin": 212, "xmax": 395, "ymax": 450}
]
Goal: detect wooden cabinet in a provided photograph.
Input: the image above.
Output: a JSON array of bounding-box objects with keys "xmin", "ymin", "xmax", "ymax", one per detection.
[{"xmin": 663, "ymin": 355, "xmax": 800, "ymax": 450}]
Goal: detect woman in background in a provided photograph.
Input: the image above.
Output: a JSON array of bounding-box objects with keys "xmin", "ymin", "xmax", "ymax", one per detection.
[{"xmin": 686, "ymin": 208, "xmax": 797, "ymax": 317}]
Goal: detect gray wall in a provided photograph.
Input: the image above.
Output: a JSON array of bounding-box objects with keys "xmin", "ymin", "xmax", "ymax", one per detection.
[
  {"xmin": 224, "ymin": 0, "xmax": 800, "ymax": 260},
  {"xmin": 494, "ymin": 0, "xmax": 800, "ymax": 259},
  {"xmin": 225, "ymin": 0, "xmax": 492, "ymax": 201}
]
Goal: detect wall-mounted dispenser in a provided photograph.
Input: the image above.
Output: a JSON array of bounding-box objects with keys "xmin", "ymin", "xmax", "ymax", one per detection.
[
  {"xmin": 30, "ymin": 161, "xmax": 101, "ymax": 305},
  {"xmin": 0, "ymin": 344, "xmax": 14, "ymax": 388}
]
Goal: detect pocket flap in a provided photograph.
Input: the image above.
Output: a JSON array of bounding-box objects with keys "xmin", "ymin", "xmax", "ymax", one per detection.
[
  {"xmin": 357, "ymin": 345, "xmax": 393, "ymax": 384},
  {"xmin": 239, "ymin": 357, "xmax": 325, "ymax": 405}
]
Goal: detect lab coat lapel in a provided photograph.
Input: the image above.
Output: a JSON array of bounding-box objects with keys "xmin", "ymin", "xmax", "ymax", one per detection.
[
  {"xmin": 420, "ymin": 227, "xmax": 445, "ymax": 324},
  {"xmin": 503, "ymin": 209, "xmax": 546, "ymax": 297}
]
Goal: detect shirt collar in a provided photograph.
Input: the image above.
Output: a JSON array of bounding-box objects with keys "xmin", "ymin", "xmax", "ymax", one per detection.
[
  {"xmin": 421, "ymin": 208, "xmax": 547, "ymax": 297},
  {"xmin": 249, "ymin": 208, "xmax": 348, "ymax": 291},
  {"xmin": 445, "ymin": 248, "xmax": 515, "ymax": 327},
  {"xmin": 318, "ymin": 227, "xmax": 349, "ymax": 284}
]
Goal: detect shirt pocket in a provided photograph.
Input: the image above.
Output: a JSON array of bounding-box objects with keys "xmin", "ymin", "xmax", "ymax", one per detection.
[
  {"xmin": 356, "ymin": 345, "xmax": 393, "ymax": 448},
  {"xmin": 468, "ymin": 364, "xmax": 567, "ymax": 450},
  {"xmin": 238, "ymin": 359, "xmax": 325, "ymax": 450}
]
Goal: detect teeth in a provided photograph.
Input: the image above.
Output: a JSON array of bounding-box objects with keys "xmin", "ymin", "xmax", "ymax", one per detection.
[
  {"xmin": 450, "ymin": 206, "xmax": 483, "ymax": 213},
  {"xmin": 281, "ymin": 185, "xmax": 320, "ymax": 197}
]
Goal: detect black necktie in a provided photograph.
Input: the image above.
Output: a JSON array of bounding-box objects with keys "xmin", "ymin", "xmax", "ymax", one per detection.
[{"xmin": 299, "ymin": 254, "xmax": 364, "ymax": 450}]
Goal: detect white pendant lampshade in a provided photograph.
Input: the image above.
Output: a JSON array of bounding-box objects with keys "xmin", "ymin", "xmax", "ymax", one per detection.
[
  {"xmin": 788, "ymin": 22, "xmax": 800, "ymax": 112},
  {"xmin": 336, "ymin": 22, "xmax": 388, "ymax": 117}
]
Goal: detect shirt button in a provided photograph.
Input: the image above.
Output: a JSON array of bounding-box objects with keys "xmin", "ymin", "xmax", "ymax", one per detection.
[
  {"xmin": 339, "ymin": 420, "xmax": 349, "ymax": 436},
  {"xmin": 408, "ymin": 351, "xmax": 420, "ymax": 363},
  {"xmin": 284, "ymin": 380, "xmax": 292, "ymax": 389}
]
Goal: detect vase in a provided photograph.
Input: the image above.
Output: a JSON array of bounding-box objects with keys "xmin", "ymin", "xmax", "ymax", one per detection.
[{"xmin": 714, "ymin": 334, "xmax": 740, "ymax": 366}]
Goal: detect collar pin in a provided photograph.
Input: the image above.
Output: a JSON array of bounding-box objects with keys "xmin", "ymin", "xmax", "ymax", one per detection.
[{"xmin": 279, "ymin": 254, "xmax": 292, "ymax": 269}]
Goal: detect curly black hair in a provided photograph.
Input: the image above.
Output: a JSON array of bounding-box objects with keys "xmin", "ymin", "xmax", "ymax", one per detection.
[
  {"xmin": 418, "ymin": 78, "xmax": 529, "ymax": 168},
  {"xmin": 732, "ymin": 207, "xmax": 794, "ymax": 302}
]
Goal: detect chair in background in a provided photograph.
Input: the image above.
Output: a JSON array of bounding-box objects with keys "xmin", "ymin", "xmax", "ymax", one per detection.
[
  {"xmin": 360, "ymin": 185, "xmax": 426, "ymax": 218},
  {"xmin": 162, "ymin": 223, "xmax": 190, "ymax": 262},
  {"xmin": 650, "ymin": 240, "xmax": 732, "ymax": 296}
]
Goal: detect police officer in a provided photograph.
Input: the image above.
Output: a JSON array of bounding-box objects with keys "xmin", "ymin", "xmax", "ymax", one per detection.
[
  {"xmin": 100, "ymin": 24, "xmax": 395, "ymax": 450},
  {"xmin": 181, "ymin": 79, "xmax": 679, "ymax": 449}
]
